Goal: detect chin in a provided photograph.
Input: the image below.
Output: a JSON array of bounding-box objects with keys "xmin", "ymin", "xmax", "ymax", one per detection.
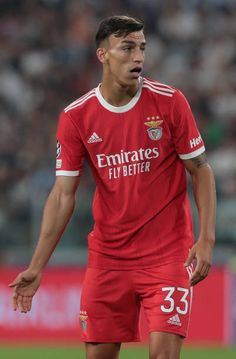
[{"xmin": 122, "ymin": 77, "xmax": 139, "ymax": 87}]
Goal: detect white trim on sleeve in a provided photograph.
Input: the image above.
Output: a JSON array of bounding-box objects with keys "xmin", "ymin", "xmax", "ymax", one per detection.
[
  {"xmin": 179, "ymin": 146, "xmax": 205, "ymax": 160},
  {"xmin": 56, "ymin": 170, "xmax": 80, "ymax": 176}
]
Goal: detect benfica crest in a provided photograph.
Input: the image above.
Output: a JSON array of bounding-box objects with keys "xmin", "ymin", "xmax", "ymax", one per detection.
[
  {"xmin": 147, "ymin": 127, "xmax": 162, "ymax": 141},
  {"xmin": 79, "ymin": 310, "xmax": 88, "ymax": 331},
  {"xmin": 144, "ymin": 117, "xmax": 163, "ymax": 141}
]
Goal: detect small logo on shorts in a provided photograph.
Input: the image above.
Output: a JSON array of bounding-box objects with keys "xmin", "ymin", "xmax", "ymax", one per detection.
[
  {"xmin": 167, "ymin": 314, "xmax": 182, "ymax": 327},
  {"xmin": 79, "ymin": 310, "xmax": 88, "ymax": 331}
]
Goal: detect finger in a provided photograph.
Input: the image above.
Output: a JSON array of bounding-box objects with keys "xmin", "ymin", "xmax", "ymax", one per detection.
[
  {"xmin": 16, "ymin": 295, "xmax": 25, "ymax": 313},
  {"xmin": 190, "ymin": 272, "xmax": 202, "ymax": 286},
  {"xmin": 8, "ymin": 279, "xmax": 20, "ymax": 288},
  {"xmin": 22, "ymin": 296, "xmax": 32, "ymax": 312},
  {"xmin": 184, "ymin": 250, "xmax": 195, "ymax": 267},
  {"xmin": 22, "ymin": 296, "xmax": 28, "ymax": 312},
  {"xmin": 190, "ymin": 262, "xmax": 205, "ymax": 286},
  {"xmin": 196, "ymin": 261, "xmax": 211, "ymax": 277},
  {"xmin": 12, "ymin": 292, "xmax": 18, "ymax": 311},
  {"xmin": 200, "ymin": 263, "xmax": 211, "ymax": 278},
  {"xmin": 26, "ymin": 297, "xmax": 33, "ymax": 312},
  {"xmin": 190, "ymin": 263, "xmax": 210, "ymax": 286}
]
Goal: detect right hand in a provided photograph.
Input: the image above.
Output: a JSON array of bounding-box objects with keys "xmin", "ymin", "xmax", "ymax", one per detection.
[{"xmin": 8, "ymin": 270, "xmax": 42, "ymax": 313}]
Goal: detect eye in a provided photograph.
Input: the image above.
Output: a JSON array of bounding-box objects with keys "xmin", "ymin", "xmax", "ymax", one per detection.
[{"xmin": 123, "ymin": 47, "xmax": 132, "ymax": 51}]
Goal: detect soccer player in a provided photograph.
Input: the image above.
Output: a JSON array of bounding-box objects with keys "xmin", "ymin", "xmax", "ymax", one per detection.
[{"xmin": 9, "ymin": 16, "xmax": 216, "ymax": 359}]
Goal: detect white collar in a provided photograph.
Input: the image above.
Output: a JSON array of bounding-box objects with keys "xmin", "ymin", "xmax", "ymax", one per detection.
[{"xmin": 95, "ymin": 77, "xmax": 143, "ymax": 113}]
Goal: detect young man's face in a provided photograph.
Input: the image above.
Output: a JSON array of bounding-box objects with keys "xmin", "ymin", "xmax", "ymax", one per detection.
[{"xmin": 101, "ymin": 30, "xmax": 146, "ymax": 86}]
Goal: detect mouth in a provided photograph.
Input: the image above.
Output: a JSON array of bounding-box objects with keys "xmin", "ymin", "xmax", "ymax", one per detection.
[{"xmin": 130, "ymin": 67, "xmax": 142, "ymax": 77}]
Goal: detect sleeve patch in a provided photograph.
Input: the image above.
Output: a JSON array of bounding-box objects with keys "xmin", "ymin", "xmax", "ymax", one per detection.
[
  {"xmin": 56, "ymin": 140, "xmax": 61, "ymax": 158},
  {"xmin": 56, "ymin": 159, "xmax": 62, "ymax": 169}
]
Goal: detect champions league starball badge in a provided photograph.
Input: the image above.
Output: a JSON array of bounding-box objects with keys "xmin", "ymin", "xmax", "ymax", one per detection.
[
  {"xmin": 144, "ymin": 117, "xmax": 163, "ymax": 141},
  {"xmin": 56, "ymin": 140, "xmax": 61, "ymax": 158}
]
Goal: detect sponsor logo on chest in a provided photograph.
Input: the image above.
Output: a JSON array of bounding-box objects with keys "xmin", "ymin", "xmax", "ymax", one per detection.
[
  {"xmin": 95, "ymin": 147, "xmax": 159, "ymax": 180},
  {"xmin": 86, "ymin": 115, "xmax": 163, "ymax": 180}
]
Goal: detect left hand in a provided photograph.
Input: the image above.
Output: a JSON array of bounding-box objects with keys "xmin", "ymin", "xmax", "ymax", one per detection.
[
  {"xmin": 184, "ymin": 239, "xmax": 214, "ymax": 286},
  {"xmin": 8, "ymin": 270, "xmax": 42, "ymax": 313}
]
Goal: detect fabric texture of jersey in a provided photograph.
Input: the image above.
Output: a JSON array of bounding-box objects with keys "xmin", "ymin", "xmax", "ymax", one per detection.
[
  {"xmin": 56, "ymin": 77, "xmax": 205, "ymax": 269},
  {"xmin": 79, "ymin": 263, "xmax": 193, "ymax": 342}
]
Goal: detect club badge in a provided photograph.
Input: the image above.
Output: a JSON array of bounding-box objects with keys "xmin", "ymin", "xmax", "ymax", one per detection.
[
  {"xmin": 79, "ymin": 310, "xmax": 88, "ymax": 331},
  {"xmin": 144, "ymin": 116, "xmax": 163, "ymax": 141}
]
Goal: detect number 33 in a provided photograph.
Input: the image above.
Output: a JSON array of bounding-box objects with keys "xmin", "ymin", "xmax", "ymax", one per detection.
[{"xmin": 161, "ymin": 287, "xmax": 189, "ymax": 315}]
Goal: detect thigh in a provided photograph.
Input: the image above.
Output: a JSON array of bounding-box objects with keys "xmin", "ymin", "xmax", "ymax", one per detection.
[
  {"xmin": 149, "ymin": 332, "xmax": 183, "ymax": 359},
  {"xmin": 136, "ymin": 263, "xmax": 193, "ymax": 338},
  {"xmin": 80, "ymin": 268, "xmax": 140, "ymax": 343},
  {"xmin": 86, "ymin": 343, "xmax": 121, "ymax": 359}
]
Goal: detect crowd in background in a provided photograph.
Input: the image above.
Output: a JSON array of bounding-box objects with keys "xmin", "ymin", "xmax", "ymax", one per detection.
[{"xmin": 0, "ymin": 0, "xmax": 236, "ymax": 264}]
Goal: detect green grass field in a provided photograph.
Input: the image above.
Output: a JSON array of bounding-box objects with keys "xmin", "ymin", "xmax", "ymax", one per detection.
[{"xmin": 0, "ymin": 346, "xmax": 236, "ymax": 358}]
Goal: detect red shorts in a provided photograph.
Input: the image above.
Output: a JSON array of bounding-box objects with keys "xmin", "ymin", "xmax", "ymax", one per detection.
[{"xmin": 79, "ymin": 263, "xmax": 193, "ymax": 342}]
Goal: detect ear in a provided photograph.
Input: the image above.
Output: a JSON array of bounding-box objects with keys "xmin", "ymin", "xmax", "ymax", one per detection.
[{"xmin": 96, "ymin": 47, "xmax": 108, "ymax": 64}]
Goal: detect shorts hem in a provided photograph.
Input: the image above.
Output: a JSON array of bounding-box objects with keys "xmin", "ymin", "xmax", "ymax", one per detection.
[
  {"xmin": 81, "ymin": 337, "xmax": 140, "ymax": 343},
  {"xmin": 149, "ymin": 328, "xmax": 187, "ymax": 338}
]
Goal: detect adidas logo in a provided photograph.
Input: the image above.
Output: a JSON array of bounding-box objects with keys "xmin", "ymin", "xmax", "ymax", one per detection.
[
  {"xmin": 167, "ymin": 314, "xmax": 182, "ymax": 327},
  {"xmin": 87, "ymin": 132, "xmax": 102, "ymax": 143}
]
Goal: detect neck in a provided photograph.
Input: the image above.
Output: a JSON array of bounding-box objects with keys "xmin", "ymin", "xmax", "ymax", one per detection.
[{"xmin": 100, "ymin": 76, "xmax": 140, "ymax": 107}]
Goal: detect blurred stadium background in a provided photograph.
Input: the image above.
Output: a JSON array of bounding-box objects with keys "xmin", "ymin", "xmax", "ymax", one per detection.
[{"xmin": 0, "ymin": 0, "xmax": 236, "ymax": 357}]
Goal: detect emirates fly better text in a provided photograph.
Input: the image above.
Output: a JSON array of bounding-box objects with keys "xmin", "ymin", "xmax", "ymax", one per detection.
[{"xmin": 96, "ymin": 147, "xmax": 159, "ymax": 180}]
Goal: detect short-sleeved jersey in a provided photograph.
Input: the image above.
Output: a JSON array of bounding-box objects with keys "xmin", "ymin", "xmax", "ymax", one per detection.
[{"xmin": 56, "ymin": 77, "xmax": 205, "ymax": 269}]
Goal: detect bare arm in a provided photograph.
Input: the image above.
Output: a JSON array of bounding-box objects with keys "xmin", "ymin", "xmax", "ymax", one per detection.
[
  {"xmin": 183, "ymin": 152, "xmax": 216, "ymax": 286},
  {"xmin": 9, "ymin": 175, "xmax": 80, "ymax": 312},
  {"xmin": 28, "ymin": 175, "xmax": 80, "ymax": 273}
]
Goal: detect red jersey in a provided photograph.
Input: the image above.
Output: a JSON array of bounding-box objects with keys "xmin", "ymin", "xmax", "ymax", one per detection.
[{"xmin": 56, "ymin": 77, "xmax": 205, "ymax": 269}]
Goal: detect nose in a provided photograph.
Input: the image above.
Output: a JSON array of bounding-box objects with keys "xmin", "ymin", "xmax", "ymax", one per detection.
[{"xmin": 133, "ymin": 48, "xmax": 144, "ymax": 64}]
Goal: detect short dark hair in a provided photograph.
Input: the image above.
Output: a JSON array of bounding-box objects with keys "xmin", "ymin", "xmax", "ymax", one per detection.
[{"xmin": 95, "ymin": 15, "xmax": 144, "ymax": 48}]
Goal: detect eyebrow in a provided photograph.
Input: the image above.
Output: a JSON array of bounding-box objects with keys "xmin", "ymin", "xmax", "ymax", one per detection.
[{"xmin": 121, "ymin": 40, "xmax": 146, "ymax": 46}]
